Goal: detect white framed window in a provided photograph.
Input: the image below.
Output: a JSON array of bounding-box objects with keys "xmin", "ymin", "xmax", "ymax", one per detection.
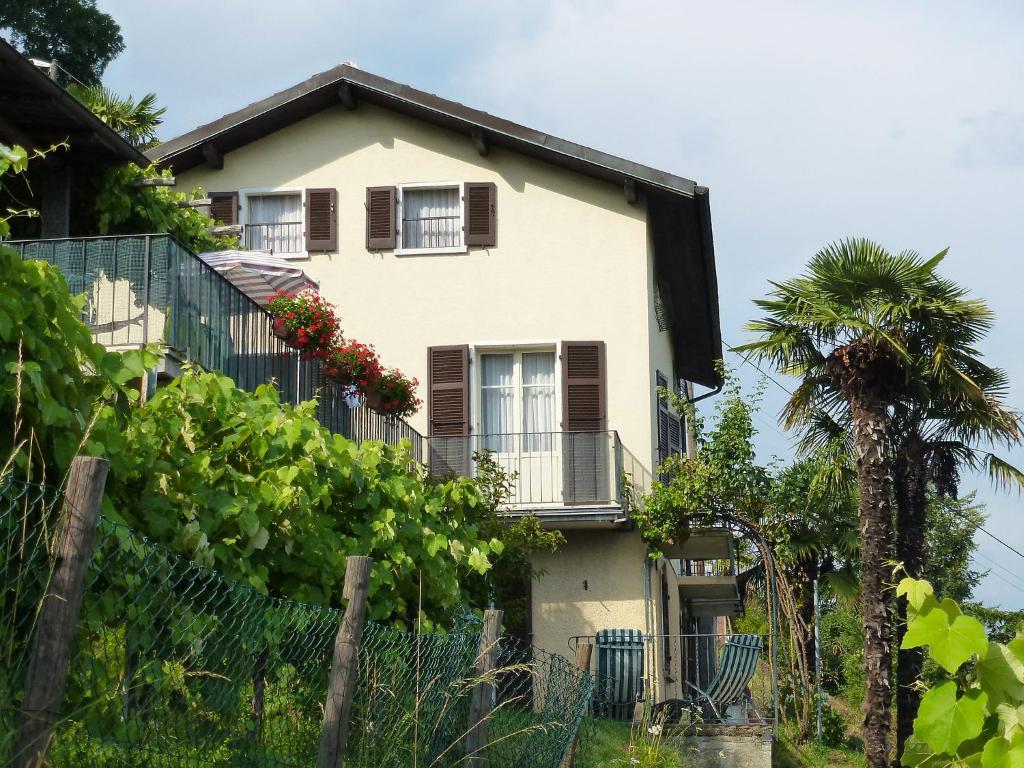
[
  {"xmin": 478, "ymin": 348, "xmax": 557, "ymax": 452},
  {"xmin": 243, "ymin": 190, "xmax": 303, "ymax": 256},
  {"xmin": 396, "ymin": 182, "xmax": 466, "ymax": 255}
]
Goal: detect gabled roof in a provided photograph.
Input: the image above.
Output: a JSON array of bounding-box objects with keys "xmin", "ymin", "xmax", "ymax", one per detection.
[
  {"xmin": 147, "ymin": 63, "xmax": 698, "ymax": 198},
  {"xmin": 148, "ymin": 63, "xmax": 723, "ymax": 388},
  {"xmin": 0, "ymin": 39, "xmax": 148, "ymax": 166}
]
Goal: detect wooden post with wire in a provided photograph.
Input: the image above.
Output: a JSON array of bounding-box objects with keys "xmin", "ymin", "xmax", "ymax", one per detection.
[
  {"xmin": 16, "ymin": 456, "xmax": 109, "ymax": 768},
  {"xmin": 559, "ymin": 642, "xmax": 594, "ymax": 768},
  {"xmin": 316, "ymin": 555, "xmax": 372, "ymax": 768},
  {"xmin": 465, "ymin": 609, "xmax": 503, "ymax": 765}
]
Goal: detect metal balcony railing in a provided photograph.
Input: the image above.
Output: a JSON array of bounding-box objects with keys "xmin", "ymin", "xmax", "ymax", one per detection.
[
  {"xmin": 680, "ymin": 558, "xmax": 738, "ymax": 578},
  {"xmin": 424, "ymin": 430, "xmax": 652, "ymax": 511},
  {"xmin": 10, "ymin": 234, "xmax": 423, "ymax": 456}
]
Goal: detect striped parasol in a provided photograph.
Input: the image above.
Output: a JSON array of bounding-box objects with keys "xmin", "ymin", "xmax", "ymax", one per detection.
[{"xmin": 197, "ymin": 250, "xmax": 318, "ymax": 305}]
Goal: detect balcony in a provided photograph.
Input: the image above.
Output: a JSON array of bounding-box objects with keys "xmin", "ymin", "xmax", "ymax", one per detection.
[
  {"xmin": 425, "ymin": 431, "xmax": 652, "ymax": 519},
  {"xmin": 669, "ymin": 529, "xmax": 743, "ymax": 618},
  {"xmin": 10, "ymin": 234, "xmax": 423, "ymax": 456}
]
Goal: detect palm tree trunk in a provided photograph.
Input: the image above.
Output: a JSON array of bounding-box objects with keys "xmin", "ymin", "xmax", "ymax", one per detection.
[
  {"xmin": 851, "ymin": 395, "xmax": 895, "ymax": 768},
  {"xmin": 894, "ymin": 434, "xmax": 927, "ymax": 764}
]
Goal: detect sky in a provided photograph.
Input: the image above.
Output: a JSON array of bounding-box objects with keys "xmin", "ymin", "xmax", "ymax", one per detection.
[{"xmin": 97, "ymin": 0, "xmax": 1024, "ymax": 607}]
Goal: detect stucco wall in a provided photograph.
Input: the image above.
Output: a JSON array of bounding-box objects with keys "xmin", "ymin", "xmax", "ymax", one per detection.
[
  {"xmin": 176, "ymin": 102, "xmax": 658, "ymax": 465},
  {"xmin": 532, "ymin": 532, "xmax": 684, "ymax": 700},
  {"xmin": 531, "ymin": 529, "xmax": 650, "ymax": 656}
]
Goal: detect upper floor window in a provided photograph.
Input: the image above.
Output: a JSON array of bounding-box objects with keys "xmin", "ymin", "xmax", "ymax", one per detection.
[
  {"xmin": 399, "ymin": 184, "xmax": 463, "ymax": 253},
  {"xmin": 246, "ymin": 193, "xmax": 303, "ymax": 255},
  {"xmin": 479, "ymin": 349, "xmax": 557, "ymax": 452}
]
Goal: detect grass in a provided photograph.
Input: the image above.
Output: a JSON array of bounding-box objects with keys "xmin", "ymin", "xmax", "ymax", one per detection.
[{"xmin": 574, "ymin": 718, "xmax": 634, "ymax": 768}]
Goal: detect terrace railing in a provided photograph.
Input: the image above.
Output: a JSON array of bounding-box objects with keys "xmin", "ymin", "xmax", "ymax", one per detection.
[
  {"xmin": 10, "ymin": 234, "xmax": 423, "ymax": 455},
  {"xmin": 424, "ymin": 430, "xmax": 652, "ymax": 512}
]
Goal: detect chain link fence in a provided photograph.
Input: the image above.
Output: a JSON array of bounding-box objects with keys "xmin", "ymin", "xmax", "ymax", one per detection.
[{"xmin": 0, "ymin": 476, "xmax": 592, "ymax": 767}]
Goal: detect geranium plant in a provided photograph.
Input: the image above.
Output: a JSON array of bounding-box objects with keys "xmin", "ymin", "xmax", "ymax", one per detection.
[
  {"xmin": 323, "ymin": 339, "xmax": 383, "ymax": 394},
  {"xmin": 265, "ymin": 289, "xmax": 339, "ymax": 358},
  {"xmin": 371, "ymin": 368, "xmax": 422, "ymax": 418}
]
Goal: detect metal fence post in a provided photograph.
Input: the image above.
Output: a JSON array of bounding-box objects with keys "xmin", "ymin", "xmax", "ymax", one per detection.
[
  {"xmin": 16, "ymin": 456, "xmax": 109, "ymax": 768},
  {"xmin": 465, "ymin": 609, "xmax": 503, "ymax": 765},
  {"xmin": 317, "ymin": 556, "xmax": 372, "ymax": 768},
  {"xmin": 559, "ymin": 642, "xmax": 593, "ymax": 768}
]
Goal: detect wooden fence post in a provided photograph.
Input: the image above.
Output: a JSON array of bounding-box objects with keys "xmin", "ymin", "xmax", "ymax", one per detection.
[
  {"xmin": 559, "ymin": 643, "xmax": 594, "ymax": 768},
  {"xmin": 316, "ymin": 555, "xmax": 372, "ymax": 768},
  {"xmin": 465, "ymin": 608, "xmax": 503, "ymax": 765},
  {"xmin": 16, "ymin": 456, "xmax": 109, "ymax": 768}
]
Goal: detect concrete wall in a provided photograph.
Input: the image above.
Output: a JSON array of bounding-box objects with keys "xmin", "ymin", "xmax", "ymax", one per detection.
[
  {"xmin": 531, "ymin": 530, "xmax": 686, "ymax": 700},
  {"xmin": 176, "ymin": 102, "xmax": 658, "ymax": 466},
  {"xmin": 531, "ymin": 529, "xmax": 650, "ymax": 657},
  {"xmin": 678, "ymin": 730, "xmax": 774, "ymax": 768}
]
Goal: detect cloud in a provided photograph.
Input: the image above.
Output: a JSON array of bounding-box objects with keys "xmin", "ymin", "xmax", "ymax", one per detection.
[{"xmin": 958, "ymin": 111, "xmax": 1024, "ymax": 167}]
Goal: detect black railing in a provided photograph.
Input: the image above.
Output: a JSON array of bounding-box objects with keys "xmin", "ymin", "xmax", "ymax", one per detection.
[{"xmin": 10, "ymin": 234, "xmax": 423, "ymax": 455}]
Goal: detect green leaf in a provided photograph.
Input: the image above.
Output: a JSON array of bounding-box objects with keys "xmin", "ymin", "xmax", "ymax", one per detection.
[
  {"xmin": 978, "ymin": 642, "xmax": 1024, "ymax": 708},
  {"xmin": 982, "ymin": 733, "xmax": 1024, "ymax": 768},
  {"xmin": 901, "ymin": 735, "xmax": 950, "ymax": 767},
  {"xmin": 904, "ymin": 599, "xmax": 989, "ymax": 673},
  {"xmin": 915, "ymin": 682, "xmax": 988, "ymax": 755},
  {"xmin": 899, "ymin": 577, "xmax": 935, "ymax": 612},
  {"xmin": 999, "ymin": 703, "xmax": 1024, "ymax": 740}
]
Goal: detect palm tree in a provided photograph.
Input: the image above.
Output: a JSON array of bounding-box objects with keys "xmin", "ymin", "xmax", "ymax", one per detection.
[
  {"xmin": 889, "ymin": 372, "xmax": 1022, "ymax": 757},
  {"xmin": 738, "ymin": 238, "xmax": 990, "ymax": 768},
  {"xmin": 67, "ymin": 84, "xmax": 165, "ymax": 149}
]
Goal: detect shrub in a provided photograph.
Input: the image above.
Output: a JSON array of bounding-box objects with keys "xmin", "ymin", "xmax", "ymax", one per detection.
[
  {"xmin": 898, "ymin": 575, "xmax": 1024, "ymax": 766},
  {"xmin": 0, "ymin": 247, "xmax": 155, "ymax": 480},
  {"xmin": 105, "ymin": 368, "xmax": 501, "ymax": 621}
]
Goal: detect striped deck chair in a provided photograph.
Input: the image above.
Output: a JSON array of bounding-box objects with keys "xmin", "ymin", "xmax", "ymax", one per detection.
[
  {"xmin": 594, "ymin": 629, "xmax": 644, "ymax": 722},
  {"xmin": 686, "ymin": 634, "xmax": 762, "ymax": 721}
]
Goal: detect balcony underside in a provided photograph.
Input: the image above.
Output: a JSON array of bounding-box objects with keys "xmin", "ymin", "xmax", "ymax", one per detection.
[{"xmin": 679, "ymin": 576, "xmax": 743, "ymax": 617}]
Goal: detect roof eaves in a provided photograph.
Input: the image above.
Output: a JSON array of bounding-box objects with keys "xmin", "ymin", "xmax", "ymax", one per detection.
[
  {"xmin": 0, "ymin": 40, "xmax": 148, "ymax": 166},
  {"xmin": 147, "ymin": 64, "xmax": 697, "ymax": 198}
]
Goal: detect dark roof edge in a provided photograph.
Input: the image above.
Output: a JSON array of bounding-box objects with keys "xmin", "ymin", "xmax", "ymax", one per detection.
[
  {"xmin": 694, "ymin": 186, "xmax": 724, "ymax": 385},
  {"xmin": 147, "ymin": 64, "xmax": 698, "ymax": 198},
  {"xmin": 0, "ymin": 40, "xmax": 148, "ymax": 166}
]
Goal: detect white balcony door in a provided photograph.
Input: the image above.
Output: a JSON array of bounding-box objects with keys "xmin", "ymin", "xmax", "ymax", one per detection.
[{"xmin": 479, "ymin": 350, "xmax": 559, "ymax": 505}]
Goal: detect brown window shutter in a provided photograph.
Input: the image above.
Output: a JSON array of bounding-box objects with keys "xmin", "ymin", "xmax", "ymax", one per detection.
[
  {"xmin": 668, "ymin": 413, "xmax": 683, "ymax": 457},
  {"xmin": 561, "ymin": 341, "xmax": 606, "ymax": 432},
  {"xmin": 656, "ymin": 371, "xmax": 670, "ymax": 464},
  {"xmin": 366, "ymin": 186, "xmax": 396, "ymax": 249},
  {"xmin": 464, "ymin": 182, "xmax": 496, "ymax": 246},
  {"xmin": 305, "ymin": 188, "xmax": 337, "ymax": 251},
  {"xmin": 427, "ymin": 345, "xmax": 470, "ymax": 477},
  {"xmin": 561, "ymin": 341, "xmax": 608, "ymax": 505},
  {"xmin": 209, "ymin": 192, "xmax": 238, "ymax": 226}
]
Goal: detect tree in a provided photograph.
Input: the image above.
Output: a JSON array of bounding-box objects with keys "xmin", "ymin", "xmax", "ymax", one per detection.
[
  {"xmin": 1, "ymin": 0, "xmax": 124, "ymax": 86},
  {"xmin": 68, "ymin": 84, "xmax": 165, "ymax": 149},
  {"xmin": 890, "ymin": 382, "xmax": 1021, "ymax": 756},
  {"xmin": 738, "ymin": 238, "xmax": 990, "ymax": 768},
  {"xmin": 766, "ymin": 251, "xmax": 1022, "ymax": 759}
]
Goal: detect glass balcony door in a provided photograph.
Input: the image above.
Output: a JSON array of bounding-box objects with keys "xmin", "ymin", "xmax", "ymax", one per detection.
[{"xmin": 479, "ymin": 350, "xmax": 560, "ymax": 505}]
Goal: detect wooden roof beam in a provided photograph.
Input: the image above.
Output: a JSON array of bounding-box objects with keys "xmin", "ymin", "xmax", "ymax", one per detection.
[
  {"xmin": 201, "ymin": 141, "xmax": 223, "ymax": 170},
  {"xmin": 337, "ymin": 82, "xmax": 357, "ymax": 110},
  {"xmin": 470, "ymin": 126, "xmax": 489, "ymax": 157}
]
